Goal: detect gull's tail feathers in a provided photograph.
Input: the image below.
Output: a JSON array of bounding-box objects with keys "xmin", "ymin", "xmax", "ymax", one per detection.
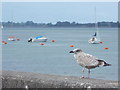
[{"xmin": 97, "ymin": 60, "xmax": 111, "ymax": 66}]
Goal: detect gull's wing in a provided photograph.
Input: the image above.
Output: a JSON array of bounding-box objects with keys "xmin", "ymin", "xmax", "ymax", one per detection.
[{"xmin": 76, "ymin": 52, "xmax": 99, "ymax": 68}]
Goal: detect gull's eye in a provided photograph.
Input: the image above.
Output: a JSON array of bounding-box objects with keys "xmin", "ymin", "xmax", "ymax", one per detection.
[{"xmin": 76, "ymin": 50, "xmax": 80, "ymax": 52}]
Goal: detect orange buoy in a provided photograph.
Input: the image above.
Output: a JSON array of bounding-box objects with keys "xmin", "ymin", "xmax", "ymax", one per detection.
[
  {"xmin": 99, "ymin": 41, "xmax": 103, "ymax": 44},
  {"xmin": 2, "ymin": 41, "xmax": 7, "ymax": 44},
  {"xmin": 104, "ymin": 47, "xmax": 109, "ymax": 50},
  {"xmin": 16, "ymin": 38, "xmax": 20, "ymax": 41},
  {"xmin": 40, "ymin": 43, "xmax": 44, "ymax": 45},
  {"xmin": 52, "ymin": 40, "xmax": 55, "ymax": 42},
  {"xmin": 70, "ymin": 45, "xmax": 74, "ymax": 47},
  {"xmin": 2, "ymin": 41, "xmax": 5, "ymax": 43},
  {"xmin": 4, "ymin": 42, "xmax": 7, "ymax": 44}
]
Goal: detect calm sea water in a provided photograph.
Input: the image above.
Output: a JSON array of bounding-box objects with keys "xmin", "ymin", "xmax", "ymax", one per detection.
[{"xmin": 2, "ymin": 28, "xmax": 118, "ymax": 81}]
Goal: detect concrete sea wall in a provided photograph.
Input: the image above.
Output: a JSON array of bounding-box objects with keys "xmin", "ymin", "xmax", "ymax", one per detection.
[{"xmin": 1, "ymin": 70, "xmax": 118, "ymax": 89}]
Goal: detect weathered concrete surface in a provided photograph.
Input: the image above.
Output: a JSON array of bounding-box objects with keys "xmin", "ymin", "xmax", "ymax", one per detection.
[{"xmin": 1, "ymin": 70, "xmax": 118, "ymax": 89}]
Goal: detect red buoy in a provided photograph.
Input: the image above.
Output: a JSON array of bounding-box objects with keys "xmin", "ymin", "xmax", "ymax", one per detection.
[
  {"xmin": 99, "ymin": 41, "xmax": 103, "ymax": 44},
  {"xmin": 40, "ymin": 43, "xmax": 44, "ymax": 45},
  {"xmin": 104, "ymin": 47, "xmax": 109, "ymax": 50},
  {"xmin": 2, "ymin": 41, "xmax": 7, "ymax": 44},
  {"xmin": 52, "ymin": 40, "xmax": 55, "ymax": 42},
  {"xmin": 2, "ymin": 41, "xmax": 5, "ymax": 43},
  {"xmin": 70, "ymin": 45, "xmax": 74, "ymax": 47},
  {"xmin": 16, "ymin": 38, "xmax": 20, "ymax": 41},
  {"xmin": 4, "ymin": 42, "xmax": 7, "ymax": 44}
]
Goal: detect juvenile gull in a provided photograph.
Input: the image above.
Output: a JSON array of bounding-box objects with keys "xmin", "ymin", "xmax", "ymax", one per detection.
[{"xmin": 69, "ymin": 48, "xmax": 111, "ymax": 78}]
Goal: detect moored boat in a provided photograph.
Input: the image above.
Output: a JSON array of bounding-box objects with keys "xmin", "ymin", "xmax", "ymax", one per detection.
[
  {"xmin": 28, "ymin": 36, "xmax": 47, "ymax": 42},
  {"xmin": 8, "ymin": 36, "xmax": 16, "ymax": 41},
  {"xmin": 88, "ymin": 7, "xmax": 101, "ymax": 44}
]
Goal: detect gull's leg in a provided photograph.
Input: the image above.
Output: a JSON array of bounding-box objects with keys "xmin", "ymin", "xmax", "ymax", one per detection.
[
  {"xmin": 88, "ymin": 69, "xmax": 90, "ymax": 78},
  {"xmin": 81, "ymin": 68, "xmax": 84, "ymax": 78}
]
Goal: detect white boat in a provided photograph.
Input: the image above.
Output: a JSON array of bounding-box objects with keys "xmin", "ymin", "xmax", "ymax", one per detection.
[
  {"xmin": 1, "ymin": 25, "xmax": 3, "ymax": 29},
  {"xmin": 28, "ymin": 36, "xmax": 47, "ymax": 42},
  {"xmin": 88, "ymin": 7, "xmax": 101, "ymax": 44},
  {"xmin": 8, "ymin": 36, "xmax": 16, "ymax": 41},
  {"xmin": 32, "ymin": 37, "xmax": 47, "ymax": 42},
  {"xmin": 88, "ymin": 33, "xmax": 100, "ymax": 44}
]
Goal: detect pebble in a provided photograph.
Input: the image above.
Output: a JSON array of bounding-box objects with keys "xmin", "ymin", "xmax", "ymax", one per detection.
[
  {"xmin": 12, "ymin": 78, "xmax": 16, "ymax": 79},
  {"xmin": 25, "ymin": 85, "xmax": 28, "ymax": 89},
  {"xmin": 87, "ymin": 86, "xmax": 91, "ymax": 88},
  {"xmin": 30, "ymin": 80, "xmax": 33, "ymax": 82},
  {"xmin": 81, "ymin": 83, "xmax": 84, "ymax": 85},
  {"xmin": 64, "ymin": 78, "xmax": 68, "ymax": 80}
]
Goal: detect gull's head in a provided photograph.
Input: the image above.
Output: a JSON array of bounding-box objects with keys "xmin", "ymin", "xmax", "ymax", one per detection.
[{"xmin": 69, "ymin": 48, "xmax": 82, "ymax": 54}]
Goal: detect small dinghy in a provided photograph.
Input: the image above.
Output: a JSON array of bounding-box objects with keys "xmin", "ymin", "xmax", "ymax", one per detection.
[{"xmin": 8, "ymin": 36, "xmax": 16, "ymax": 41}]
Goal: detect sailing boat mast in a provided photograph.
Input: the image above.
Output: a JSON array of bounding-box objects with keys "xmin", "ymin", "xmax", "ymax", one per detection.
[
  {"xmin": 94, "ymin": 7, "xmax": 100, "ymax": 41},
  {"xmin": 94, "ymin": 7, "xmax": 98, "ymax": 34}
]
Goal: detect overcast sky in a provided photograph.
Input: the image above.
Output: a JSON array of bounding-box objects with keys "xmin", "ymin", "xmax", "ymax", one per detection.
[{"xmin": 2, "ymin": 2, "xmax": 118, "ymax": 23}]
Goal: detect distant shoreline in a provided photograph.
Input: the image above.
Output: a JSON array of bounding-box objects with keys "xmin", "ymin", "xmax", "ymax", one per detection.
[
  {"xmin": 1, "ymin": 21, "xmax": 119, "ymax": 28},
  {"xmin": 2, "ymin": 27, "xmax": 118, "ymax": 29}
]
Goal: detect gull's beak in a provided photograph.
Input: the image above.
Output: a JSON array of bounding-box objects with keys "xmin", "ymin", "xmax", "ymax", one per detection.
[{"xmin": 69, "ymin": 51, "xmax": 74, "ymax": 53}]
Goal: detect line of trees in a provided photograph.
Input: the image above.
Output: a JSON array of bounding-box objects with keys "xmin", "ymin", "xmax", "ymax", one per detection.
[{"xmin": 1, "ymin": 21, "xmax": 119, "ymax": 28}]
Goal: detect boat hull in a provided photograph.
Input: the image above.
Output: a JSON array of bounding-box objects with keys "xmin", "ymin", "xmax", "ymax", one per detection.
[
  {"xmin": 88, "ymin": 41, "xmax": 100, "ymax": 44},
  {"xmin": 8, "ymin": 38, "xmax": 15, "ymax": 41},
  {"xmin": 88, "ymin": 38, "xmax": 100, "ymax": 44},
  {"xmin": 32, "ymin": 38, "xmax": 47, "ymax": 42}
]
